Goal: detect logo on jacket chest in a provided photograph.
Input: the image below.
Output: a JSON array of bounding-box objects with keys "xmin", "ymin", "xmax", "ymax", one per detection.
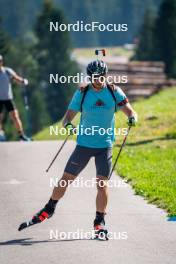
[{"xmin": 94, "ymin": 99, "xmax": 105, "ymax": 107}]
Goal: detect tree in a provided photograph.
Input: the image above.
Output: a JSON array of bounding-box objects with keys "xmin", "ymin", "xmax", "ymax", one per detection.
[
  {"xmin": 134, "ymin": 0, "xmax": 176, "ymax": 78},
  {"xmin": 0, "ymin": 17, "xmax": 10, "ymax": 55},
  {"xmin": 34, "ymin": 0, "xmax": 78, "ymax": 122},
  {"xmin": 155, "ymin": 0, "xmax": 176, "ymax": 77},
  {"xmin": 133, "ymin": 8, "xmax": 156, "ymax": 60},
  {"xmin": 0, "ymin": 0, "xmax": 162, "ymax": 46}
]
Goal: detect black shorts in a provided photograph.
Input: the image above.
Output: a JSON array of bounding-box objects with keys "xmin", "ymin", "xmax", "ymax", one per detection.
[
  {"xmin": 64, "ymin": 145, "xmax": 112, "ymax": 178},
  {"xmin": 0, "ymin": 100, "xmax": 16, "ymax": 113}
]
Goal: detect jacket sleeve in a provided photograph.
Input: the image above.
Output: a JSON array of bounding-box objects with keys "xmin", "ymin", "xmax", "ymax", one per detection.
[
  {"xmin": 114, "ymin": 86, "xmax": 129, "ymax": 110},
  {"xmin": 68, "ymin": 89, "xmax": 83, "ymax": 112}
]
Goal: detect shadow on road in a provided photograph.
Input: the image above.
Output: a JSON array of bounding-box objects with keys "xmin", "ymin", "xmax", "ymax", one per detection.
[
  {"xmin": 0, "ymin": 237, "xmax": 96, "ymax": 246},
  {"xmin": 115, "ymin": 135, "xmax": 175, "ymax": 147}
]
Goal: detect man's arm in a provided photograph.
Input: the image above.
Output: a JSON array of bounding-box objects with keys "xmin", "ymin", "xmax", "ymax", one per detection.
[
  {"xmin": 12, "ymin": 73, "xmax": 28, "ymax": 85},
  {"xmin": 62, "ymin": 88, "xmax": 82, "ymax": 128},
  {"xmin": 114, "ymin": 86, "xmax": 137, "ymax": 126},
  {"xmin": 62, "ymin": 109, "xmax": 78, "ymax": 127},
  {"xmin": 121, "ymin": 102, "xmax": 137, "ymax": 118},
  {"xmin": 121, "ymin": 102, "xmax": 138, "ymax": 126}
]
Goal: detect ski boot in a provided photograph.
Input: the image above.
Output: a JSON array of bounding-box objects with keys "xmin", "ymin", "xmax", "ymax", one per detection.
[
  {"xmin": 94, "ymin": 212, "xmax": 109, "ymax": 241},
  {"xmin": 18, "ymin": 199, "xmax": 57, "ymax": 231},
  {"xmin": 19, "ymin": 134, "xmax": 31, "ymax": 142},
  {"xmin": 0, "ymin": 130, "xmax": 6, "ymax": 142}
]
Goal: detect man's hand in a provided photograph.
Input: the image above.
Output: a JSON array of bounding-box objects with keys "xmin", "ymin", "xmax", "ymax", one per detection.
[
  {"xmin": 64, "ymin": 122, "xmax": 76, "ymax": 135},
  {"xmin": 127, "ymin": 116, "xmax": 137, "ymax": 127},
  {"xmin": 12, "ymin": 73, "xmax": 29, "ymax": 86},
  {"xmin": 62, "ymin": 109, "xmax": 78, "ymax": 135},
  {"xmin": 23, "ymin": 78, "xmax": 29, "ymax": 86}
]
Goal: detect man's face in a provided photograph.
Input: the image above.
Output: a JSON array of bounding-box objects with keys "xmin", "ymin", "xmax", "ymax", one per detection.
[{"xmin": 91, "ymin": 74, "xmax": 106, "ymax": 87}]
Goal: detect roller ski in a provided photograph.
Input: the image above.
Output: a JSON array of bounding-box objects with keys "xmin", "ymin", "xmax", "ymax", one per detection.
[
  {"xmin": 18, "ymin": 198, "xmax": 57, "ymax": 231},
  {"xmin": 93, "ymin": 212, "xmax": 109, "ymax": 241}
]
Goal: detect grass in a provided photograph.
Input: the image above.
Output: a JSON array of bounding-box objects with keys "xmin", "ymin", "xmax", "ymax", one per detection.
[
  {"xmin": 34, "ymin": 115, "xmax": 79, "ymax": 141},
  {"xmin": 114, "ymin": 87, "xmax": 176, "ymax": 216},
  {"xmin": 34, "ymin": 87, "xmax": 176, "ymax": 215}
]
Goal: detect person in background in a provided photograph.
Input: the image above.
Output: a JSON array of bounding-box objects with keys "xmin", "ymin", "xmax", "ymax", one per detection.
[{"xmin": 0, "ymin": 54, "xmax": 30, "ymax": 141}]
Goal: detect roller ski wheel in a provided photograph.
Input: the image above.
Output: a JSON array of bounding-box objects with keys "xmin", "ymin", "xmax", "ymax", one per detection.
[
  {"xmin": 94, "ymin": 225, "xmax": 109, "ymax": 241},
  {"xmin": 18, "ymin": 206, "xmax": 54, "ymax": 231}
]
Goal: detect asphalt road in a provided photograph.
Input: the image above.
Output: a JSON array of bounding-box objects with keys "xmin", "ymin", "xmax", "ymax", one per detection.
[{"xmin": 0, "ymin": 141, "xmax": 175, "ymax": 264}]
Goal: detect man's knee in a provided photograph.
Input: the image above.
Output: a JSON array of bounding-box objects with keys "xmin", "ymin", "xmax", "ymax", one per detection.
[
  {"xmin": 58, "ymin": 172, "xmax": 77, "ymax": 188},
  {"xmin": 96, "ymin": 176, "xmax": 108, "ymax": 192}
]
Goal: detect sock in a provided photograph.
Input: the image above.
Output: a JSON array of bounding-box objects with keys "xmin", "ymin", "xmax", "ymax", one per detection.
[
  {"xmin": 47, "ymin": 198, "xmax": 58, "ymax": 210},
  {"xmin": 96, "ymin": 211, "xmax": 105, "ymax": 220},
  {"xmin": 94, "ymin": 211, "xmax": 105, "ymax": 226},
  {"xmin": 18, "ymin": 131, "xmax": 23, "ymax": 136}
]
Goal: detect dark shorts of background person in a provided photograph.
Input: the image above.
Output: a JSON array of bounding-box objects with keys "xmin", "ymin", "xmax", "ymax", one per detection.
[
  {"xmin": 0, "ymin": 100, "xmax": 16, "ymax": 113},
  {"xmin": 64, "ymin": 145, "xmax": 112, "ymax": 178}
]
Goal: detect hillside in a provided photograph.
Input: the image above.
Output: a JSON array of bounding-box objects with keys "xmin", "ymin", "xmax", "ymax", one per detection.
[
  {"xmin": 116, "ymin": 87, "xmax": 176, "ymax": 216},
  {"xmin": 0, "ymin": 0, "xmax": 161, "ymax": 46}
]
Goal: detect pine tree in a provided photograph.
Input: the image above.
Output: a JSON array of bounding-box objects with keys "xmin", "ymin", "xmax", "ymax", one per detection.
[
  {"xmin": 0, "ymin": 0, "xmax": 31, "ymax": 38},
  {"xmin": 155, "ymin": 0, "xmax": 176, "ymax": 77},
  {"xmin": 0, "ymin": 17, "xmax": 10, "ymax": 55},
  {"xmin": 34, "ymin": 0, "xmax": 78, "ymax": 122},
  {"xmin": 133, "ymin": 8, "xmax": 156, "ymax": 60},
  {"xmin": 0, "ymin": 0, "xmax": 162, "ymax": 46}
]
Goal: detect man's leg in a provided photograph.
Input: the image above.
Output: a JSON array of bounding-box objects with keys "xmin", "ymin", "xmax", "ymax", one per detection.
[
  {"xmin": 29, "ymin": 172, "xmax": 77, "ymax": 224},
  {"xmin": 0, "ymin": 101, "xmax": 4, "ymax": 131},
  {"xmin": 51, "ymin": 172, "xmax": 77, "ymax": 200},
  {"xmin": 29, "ymin": 146, "xmax": 91, "ymax": 223},
  {"xmin": 9, "ymin": 109, "xmax": 24, "ymax": 134},
  {"xmin": 51, "ymin": 146, "xmax": 91, "ymax": 201},
  {"xmin": 94, "ymin": 148, "xmax": 112, "ymax": 229},
  {"xmin": 93, "ymin": 176, "xmax": 109, "ymax": 238},
  {"xmin": 96, "ymin": 175, "xmax": 109, "ymax": 213},
  {"xmin": 4, "ymin": 99, "xmax": 27, "ymax": 139},
  {"xmin": 18, "ymin": 171, "xmax": 77, "ymax": 231},
  {"xmin": 8, "ymin": 103, "xmax": 30, "ymax": 141},
  {"xmin": 0, "ymin": 113, "xmax": 3, "ymax": 131}
]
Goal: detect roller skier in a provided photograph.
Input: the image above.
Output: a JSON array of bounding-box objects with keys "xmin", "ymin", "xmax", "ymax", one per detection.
[
  {"xmin": 18, "ymin": 50, "xmax": 137, "ymax": 240},
  {"xmin": 0, "ymin": 54, "xmax": 30, "ymax": 141}
]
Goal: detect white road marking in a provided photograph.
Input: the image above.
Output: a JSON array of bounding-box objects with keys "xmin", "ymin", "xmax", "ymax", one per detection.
[{"xmin": 0, "ymin": 179, "xmax": 25, "ymax": 185}]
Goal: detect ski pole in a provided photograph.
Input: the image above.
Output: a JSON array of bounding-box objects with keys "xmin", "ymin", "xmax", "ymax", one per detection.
[
  {"xmin": 46, "ymin": 134, "xmax": 70, "ymax": 173},
  {"xmin": 22, "ymin": 84, "xmax": 32, "ymax": 137},
  {"xmin": 109, "ymin": 126, "xmax": 131, "ymax": 178}
]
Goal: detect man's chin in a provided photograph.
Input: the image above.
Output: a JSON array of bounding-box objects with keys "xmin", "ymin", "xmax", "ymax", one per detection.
[{"xmin": 92, "ymin": 83, "xmax": 105, "ymax": 90}]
